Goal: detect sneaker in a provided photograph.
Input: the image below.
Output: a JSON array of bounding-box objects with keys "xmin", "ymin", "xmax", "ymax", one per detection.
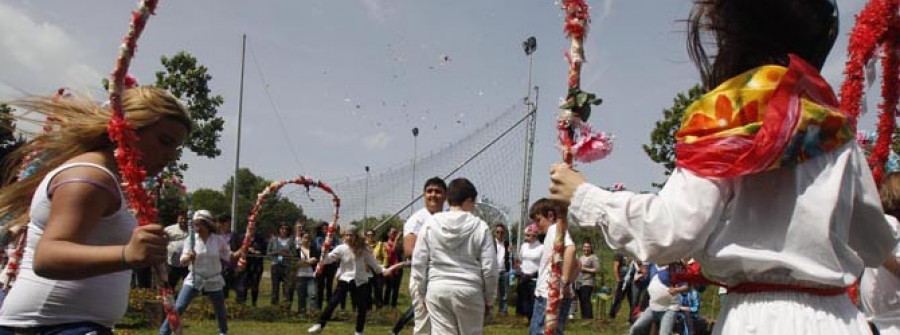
[
  {"xmin": 355, "ymin": 332, "xmax": 364, "ymax": 335},
  {"xmin": 307, "ymin": 324, "xmax": 323, "ymax": 334}
]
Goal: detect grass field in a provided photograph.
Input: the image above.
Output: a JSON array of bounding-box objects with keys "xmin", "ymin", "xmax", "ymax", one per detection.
[{"xmin": 116, "ymin": 251, "xmax": 721, "ymax": 334}]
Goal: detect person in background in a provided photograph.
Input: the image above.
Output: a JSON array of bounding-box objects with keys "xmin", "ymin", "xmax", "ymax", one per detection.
[
  {"xmin": 609, "ymin": 252, "xmax": 635, "ymax": 321},
  {"xmin": 410, "ymin": 178, "xmax": 497, "ymax": 335},
  {"xmin": 159, "ymin": 210, "xmax": 245, "ymax": 335},
  {"xmin": 493, "ymin": 223, "xmax": 511, "ymax": 316},
  {"xmin": 315, "ymin": 223, "xmax": 341, "ymax": 310},
  {"xmin": 577, "ymin": 240, "xmax": 600, "ymax": 319},
  {"xmin": 382, "ymin": 227, "xmax": 404, "ymax": 308},
  {"xmin": 628, "ymin": 263, "xmax": 687, "ymax": 335},
  {"xmin": 516, "ymin": 223, "xmax": 543, "ymax": 323},
  {"xmin": 234, "ymin": 228, "xmax": 266, "ymax": 307},
  {"xmin": 164, "ymin": 213, "xmax": 190, "ymax": 289},
  {"xmin": 390, "ymin": 177, "xmax": 447, "ymax": 335},
  {"xmin": 308, "ymin": 225, "xmax": 391, "ymax": 335},
  {"xmin": 288, "ymin": 232, "xmax": 319, "ymax": 317},
  {"xmin": 367, "ymin": 229, "xmax": 385, "ymax": 310},
  {"xmin": 218, "ymin": 214, "xmax": 236, "ymax": 299},
  {"xmin": 527, "ymin": 198, "xmax": 577, "ymax": 335},
  {"xmin": 268, "ymin": 223, "xmax": 295, "ymax": 306}
]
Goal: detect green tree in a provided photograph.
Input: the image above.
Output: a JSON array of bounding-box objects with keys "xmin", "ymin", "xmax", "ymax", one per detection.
[
  {"xmin": 0, "ymin": 104, "xmax": 25, "ymax": 169},
  {"xmin": 190, "ymin": 188, "xmax": 229, "ymax": 217},
  {"xmin": 223, "ymin": 168, "xmax": 304, "ymax": 236},
  {"xmin": 155, "ymin": 51, "xmax": 225, "ymax": 174},
  {"xmin": 642, "ymin": 84, "xmax": 705, "ymax": 188}
]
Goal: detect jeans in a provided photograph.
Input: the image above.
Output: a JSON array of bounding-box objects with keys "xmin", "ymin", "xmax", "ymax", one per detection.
[
  {"xmin": 529, "ymin": 296, "xmax": 573, "ymax": 335},
  {"xmin": 629, "ymin": 309, "xmax": 676, "ymax": 335},
  {"xmin": 317, "ymin": 280, "xmax": 372, "ymax": 333},
  {"xmin": 159, "ymin": 284, "xmax": 228, "ymax": 335},
  {"xmin": 270, "ymin": 263, "xmax": 288, "ymax": 305},
  {"xmin": 609, "ymin": 279, "xmax": 635, "ymax": 319},
  {"xmin": 383, "ymin": 267, "xmax": 403, "ymax": 307},
  {"xmin": 0, "ymin": 322, "xmax": 112, "ymax": 335},
  {"xmin": 235, "ymin": 260, "xmax": 263, "ymax": 306},
  {"xmin": 577, "ymin": 285, "xmax": 594, "ymax": 319},
  {"xmin": 371, "ymin": 273, "xmax": 384, "ymax": 309},
  {"xmin": 392, "ymin": 305, "xmax": 415, "ymax": 333},
  {"xmin": 287, "ymin": 276, "xmax": 316, "ymax": 314},
  {"xmin": 497, "ymin": 271, "xmax": 508, "ymax": 314},
  {"xmin": 516, "ymin": 277, "xmax": 537, "ymax": 320}
]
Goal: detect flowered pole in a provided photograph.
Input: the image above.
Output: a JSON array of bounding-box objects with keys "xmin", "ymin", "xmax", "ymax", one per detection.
[
  {"xmin": 105, "ymin": 0, "xmax": 182, "ymax": 333},
  {"xmin": 839, "ymin": 0, "xmax": 900, "ymax": 185},
  {"xmin": 236, "ymin": 176, "xmax": 340, "ymax": 275},
  {"xmin": 548, "ymin": 1, "xmax": 613, "ymax": 334}
]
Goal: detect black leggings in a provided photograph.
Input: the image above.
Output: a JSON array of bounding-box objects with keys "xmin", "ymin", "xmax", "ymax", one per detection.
[{"xmin": 318, "ymin": 280, "xmax": 372, "ymax": 332}]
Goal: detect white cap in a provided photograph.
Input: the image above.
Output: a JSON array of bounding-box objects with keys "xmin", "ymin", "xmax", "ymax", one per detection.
[{"xmin": 192, "ymin": 209, "xmax": 214, "ymax": 223}]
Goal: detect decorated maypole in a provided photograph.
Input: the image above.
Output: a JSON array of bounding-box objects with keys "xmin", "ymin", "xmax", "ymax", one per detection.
[
  {"xmin": 105, "ymin": 0, "xmax": 182, "ymax": 333},
  {"xmin": 839, "ymin": 0, "xmax": 900, "ymax": 185},
  {"xmin": 548, "ymin": 0, "xmax": 613, "ymax": 333},
  {"xmin": 236, "ymin": 176, "xmax": 340, "ymax": 276}
]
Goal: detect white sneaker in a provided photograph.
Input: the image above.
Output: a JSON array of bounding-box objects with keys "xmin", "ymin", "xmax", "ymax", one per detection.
[
  {"xmin": 355, "ymin": 332, "xmax": 364, "ymax": 335},
  {"xmin": 307, "ymin": 324, "xmax": 323, "ymax": 334}
]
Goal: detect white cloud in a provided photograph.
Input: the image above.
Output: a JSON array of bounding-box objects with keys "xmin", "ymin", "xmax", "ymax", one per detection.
[
  {"xmin": 363, "ymin": 131, "xmax": 391, "ymax": 150},
  {"xmin": 358, "ymin": 0, "xmax": 386, "ymax": 24},
  {"xmin": 0, "ymin": 2, "xmax": 101, "ymax": 98}
]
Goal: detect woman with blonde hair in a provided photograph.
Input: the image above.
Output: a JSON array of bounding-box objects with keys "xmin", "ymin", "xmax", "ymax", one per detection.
[
  {"xmin": 308, "ymin": 224, "xmax": 391, "ymax": 335},
  {"xmin": 0, "ymin": 86, "xmax": 192, "ymax": 334}
]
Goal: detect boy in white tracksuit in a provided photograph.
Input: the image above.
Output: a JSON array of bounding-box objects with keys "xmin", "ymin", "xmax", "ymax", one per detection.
[{"xmin": 411, "ymin": 178, "xmax": 498, "ymax": 335}]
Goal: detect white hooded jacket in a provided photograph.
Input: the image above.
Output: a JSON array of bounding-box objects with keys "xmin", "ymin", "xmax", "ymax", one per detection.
[{"xmin": 410, "ymin": 210, "xmax": 498, "ymax": 306}]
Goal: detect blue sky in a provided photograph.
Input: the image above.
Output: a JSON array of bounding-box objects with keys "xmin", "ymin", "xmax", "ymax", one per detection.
[{"xmin": 0, "ymin": 0, "xmax": 875, "ymax": 205}]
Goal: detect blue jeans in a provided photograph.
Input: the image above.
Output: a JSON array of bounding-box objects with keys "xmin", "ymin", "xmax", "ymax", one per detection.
[
  {"xmin": 287, "ymin": 276, "xmax": 317, "ymax": 313},
  {"xmin": 497, "ymin": 271, "xmax": 508, "ymax": 314},
  {"xmin": 529, "ymin": 296, "xmax": 573, "ymax": 335},
  {"xmin": 159, "ymin": 284, "xmax": 228, "ymax": 335},
  {"xmin": 0, "ymin": 322, "xmax": 112, "ymax": 335},
  {"xmin": 629, "ymin": 309, "xmax": 676, "ymax": 335}
]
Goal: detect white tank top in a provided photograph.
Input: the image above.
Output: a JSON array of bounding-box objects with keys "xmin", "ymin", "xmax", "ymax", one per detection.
[{"xmin": 0, "ymin": 162, "xmax": 136, "ymax": 327}]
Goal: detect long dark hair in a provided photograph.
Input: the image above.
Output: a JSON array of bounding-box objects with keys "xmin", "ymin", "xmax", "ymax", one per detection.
[{"xmin": 687, "ymin": 0, "xmax": 838, "ymax": 90}]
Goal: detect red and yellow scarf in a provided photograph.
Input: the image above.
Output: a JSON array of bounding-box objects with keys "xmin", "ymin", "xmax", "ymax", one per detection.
[{"xmin": 675, "ymin": 55, "xmax": 855, "ymax": 178}]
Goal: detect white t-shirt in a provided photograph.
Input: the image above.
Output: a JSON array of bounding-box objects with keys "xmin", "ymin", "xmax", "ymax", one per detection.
[
  {"xmin": 164, "ymin": 224, "xmax": 188, "ymax": 267},
  {"xmin": 646, "ymin": 265, "xmax": 678, "ymax": 311},
  {"xmin": 404, "ymin": 208, "xmax": 434, "ymax": 237},
  {"xmin": 535, "ymin": 224, "xmax": 574, "ymax": 298},
  {"xmin": 182, "ymin": 233, "xmax": 230, "ymax": 292},
  {"xmin": 519, "ymin": 241, "xmax": 543, "ymax": 276}
]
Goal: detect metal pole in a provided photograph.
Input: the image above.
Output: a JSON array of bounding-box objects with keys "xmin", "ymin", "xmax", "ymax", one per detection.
[
  {"xmin": 518, "ymin": 37, "xmax": 537, "ymax": 251},
  {"xmin": 230, "ymin": 34, "xmax": 246, "ymax": 233},
  {"xmin": 410, "ymin": 127, "xmax": 419, "ymax": 216},
  {"xmin": 364, "ymin": 165, "xmax": 370, "ymax": 225}
]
